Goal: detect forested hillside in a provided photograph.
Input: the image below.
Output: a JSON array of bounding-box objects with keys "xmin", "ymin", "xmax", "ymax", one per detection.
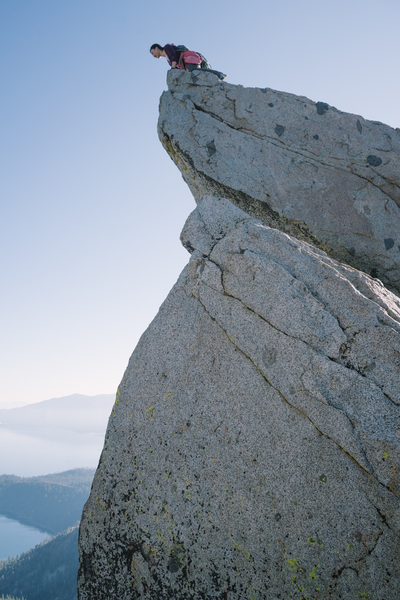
[
  {"xmin": 0, "ymin": 527, "xmax": 78, "ymax": 600},
  {"xmin": 0, "ymin": 469, "xmax": 94, "ymax": 533}
]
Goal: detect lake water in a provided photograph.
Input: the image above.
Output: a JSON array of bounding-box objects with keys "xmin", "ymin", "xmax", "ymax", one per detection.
[
  {"xmin": 0, "ymin": 424, "xmax": 105, "ymax": 559},
  {"xmin": 0, "ymin": 425, "xmax": 104, "ymax": 560},
  {"xmin": 0, "ymin": 515, "xmax": 50, "ymax": 561}
]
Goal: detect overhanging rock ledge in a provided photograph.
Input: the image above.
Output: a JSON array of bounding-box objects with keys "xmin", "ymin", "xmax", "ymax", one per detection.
[{"xmin": 158, "ymin": 69, "xmax": 400, "ymax": 295}]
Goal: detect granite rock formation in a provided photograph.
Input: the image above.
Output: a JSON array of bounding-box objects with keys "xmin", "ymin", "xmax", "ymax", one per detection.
[
  {"xmin": 158, "ymin": 70, "xmax": 400, "ymax": 295},
  {"xmin": 78, "ymin": 73, "xmax": 400, "ymax": 599},
  {"xmin": 79, "ymin": 195, "xmax": 400, "ymax": 599}
]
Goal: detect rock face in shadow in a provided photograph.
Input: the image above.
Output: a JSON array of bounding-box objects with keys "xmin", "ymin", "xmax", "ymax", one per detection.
[
  {"xmin": 78, "ymin": 197, "xmax": 400, "ymax": 600},
  {"xmin": 158, "ymin": 70, "xmax": 400, "ymax": 295}
]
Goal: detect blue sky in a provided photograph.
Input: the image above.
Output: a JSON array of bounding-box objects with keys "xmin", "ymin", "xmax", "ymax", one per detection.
[{"xmin": 1, "ymin": 0, "xmax": 399, "ymax": 407}]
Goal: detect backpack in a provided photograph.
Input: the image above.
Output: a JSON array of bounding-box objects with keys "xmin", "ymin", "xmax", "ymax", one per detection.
[
  {"xmin": 196, "ymin": 52, "xmax": 212, "ymax": 70},
  {"xmin": 181, "ymin": 51, "xmax": 203, "ymax": 65},
  {"xmin": 175, "ymin": 45, "xmax": 212, "ymax": 70}
]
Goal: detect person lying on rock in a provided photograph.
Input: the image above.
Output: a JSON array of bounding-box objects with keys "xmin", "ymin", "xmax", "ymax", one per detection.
[{"xmin": 150, "ymin": 43, "xmax": 227, "ymax": 81}]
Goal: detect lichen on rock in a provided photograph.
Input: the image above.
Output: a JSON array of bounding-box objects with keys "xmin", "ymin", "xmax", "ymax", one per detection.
[{"xmin": 78, "ymin": 195, "xmax": 400, "ymax": 600}]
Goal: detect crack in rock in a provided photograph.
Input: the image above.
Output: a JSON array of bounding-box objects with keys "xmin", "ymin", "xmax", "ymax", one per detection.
[
  {"xmin": 160, "ymin": 72, "xmax": 400, "ymax": 295},
  {"xmin": 194, "ymin": 283, "xmax": 384, "ymax": 487}
]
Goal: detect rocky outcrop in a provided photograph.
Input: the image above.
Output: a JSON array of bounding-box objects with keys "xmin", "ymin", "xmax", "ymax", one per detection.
[
  {"xmin": 78, "ymin": 196, "xmax": 400, "ymax": 600},
  {"xmin": 158, "ymin": 70, "xmax": 400, "ymax": 295}
]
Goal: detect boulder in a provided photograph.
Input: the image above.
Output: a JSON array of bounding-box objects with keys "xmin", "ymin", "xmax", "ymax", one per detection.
[
  {"xmin": 78, "ymin": 196, "xmax": 400, "ymax": 600},
  {"xmin": 158, "ymin": 70, "xmax": 400, "ymax": 295}
]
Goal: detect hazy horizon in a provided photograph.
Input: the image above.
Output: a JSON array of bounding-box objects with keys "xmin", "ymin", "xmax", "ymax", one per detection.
[
  {"xmin": 0, "ymin": 393, "xmax": 113, "ymax": 476},
  {"xmin": 0, "ymin": 392, "xmax": 114, "ymax": 410},
  {"xmin": 2, "ymin": 0, "xmax": 399, "ymax": 409}
]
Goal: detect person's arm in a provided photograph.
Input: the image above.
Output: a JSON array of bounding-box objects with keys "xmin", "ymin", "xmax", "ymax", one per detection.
[{"xmin": 164, "ymin": 44, "xmax": 178, "ymax": 68}]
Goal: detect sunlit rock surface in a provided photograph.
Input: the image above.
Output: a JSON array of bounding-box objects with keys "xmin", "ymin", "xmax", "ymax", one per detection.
[
  {"xmin": 158, "ymin": 70, "xmax": 400, "ymax": 295},
  {"xmin": 78, "ymin": 197, "xmax": 400, "ymax": 600}
]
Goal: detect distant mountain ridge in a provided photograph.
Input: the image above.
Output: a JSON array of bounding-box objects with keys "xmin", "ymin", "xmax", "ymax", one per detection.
[{"xmin": 0, "ymin": 393, "xmax": 114, "ymax": 435}]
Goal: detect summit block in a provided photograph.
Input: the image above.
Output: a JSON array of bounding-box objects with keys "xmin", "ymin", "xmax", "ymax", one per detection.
[{"xmin": 159, "ymin": 70, "xmax": 400, "ymax": 295}]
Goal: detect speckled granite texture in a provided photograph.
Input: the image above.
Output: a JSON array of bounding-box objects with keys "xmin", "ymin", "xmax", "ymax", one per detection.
[{"xmin": 78, "ymin": 197, "xmax": 400, "ymax": 600}]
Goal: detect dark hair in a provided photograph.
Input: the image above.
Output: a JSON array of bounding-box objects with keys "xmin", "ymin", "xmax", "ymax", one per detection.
[{"xmin": 150, "ymin": 43, "xmax": 164, "ymax": 52}]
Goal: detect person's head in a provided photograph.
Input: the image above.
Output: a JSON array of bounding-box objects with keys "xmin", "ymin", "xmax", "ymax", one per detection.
[{"xmin": 150, "ymin": 44, "xmax": 164, "ymax": 58}]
